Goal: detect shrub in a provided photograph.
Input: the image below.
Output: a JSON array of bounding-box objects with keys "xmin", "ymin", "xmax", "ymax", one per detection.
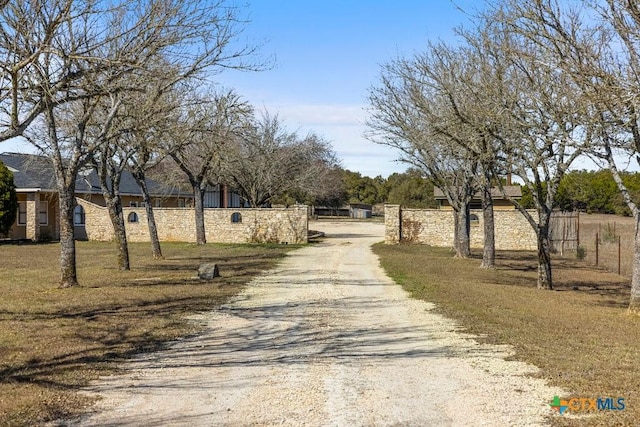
[{"xmin": 0, "ymin": 161, "xmax": 17, "ymax": 236}]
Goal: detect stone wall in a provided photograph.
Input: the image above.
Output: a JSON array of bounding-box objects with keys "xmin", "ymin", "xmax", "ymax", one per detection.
[
  {"xmin": 384, "ymin": 204, "xmax": 537, "ymax": 251},
  {"xmin": 78, "ymin": 199, "xmax": 308, "ymax": 244},
  {"xmin": 384, "ymin": 205, "xmax": 401, "ymax": 244}
]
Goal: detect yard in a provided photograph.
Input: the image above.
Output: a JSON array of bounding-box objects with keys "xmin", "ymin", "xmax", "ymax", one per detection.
[
  {"xmin": 3, "ymin": 215, "xmax": 640, "ymax": 426},
  {"xmin": 0, "ymin": 241, "xmax": 296, "ymax": 425},
  {"xmin": 374, "ymin": 242, "xmax": 640, "ymax": 426},
  {"xmin": 577, "ymin": 213, "xmax": 637, "ymax": 278}
]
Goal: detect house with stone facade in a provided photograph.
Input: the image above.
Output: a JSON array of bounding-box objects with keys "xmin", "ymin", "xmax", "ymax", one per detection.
[
  {"xmin": 2, "ymin": 152, "xmax": 307, "ymax": 244},
  {"xmin": 1, "ymin": 152, "xmax": 194, "ymax": 241}
]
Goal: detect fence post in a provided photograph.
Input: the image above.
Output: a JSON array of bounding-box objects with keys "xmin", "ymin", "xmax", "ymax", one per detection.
[
  {"xmin": 596, "ymin": 232, "xmax": 599, "ymax": 266},
  {"xmin": 619, "ymin": 235, "xmax": 622, "ymax": 275},
  {"xmin": 576, "ymin": 211, "xmax": 580, "ymax": 248},
  {"xmin": 561, "ymin": 220, "xmax": 566, "ymax": 256}
]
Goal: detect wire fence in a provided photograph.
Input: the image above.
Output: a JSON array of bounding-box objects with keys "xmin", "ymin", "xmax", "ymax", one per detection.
[
  {"xmin": 578, "ymin": 215, "xmax": 635, "ymax": 278},
  {"xmin": 550, "ymin": 212, "xmax": 635, "ymax": 278}
]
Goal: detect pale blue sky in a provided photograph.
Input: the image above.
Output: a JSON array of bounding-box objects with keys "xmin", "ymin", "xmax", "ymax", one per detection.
[
  {"xmin": 222, "ymin": 0, "xmax": 481, "ymax": 177},
  {"xmin": 1, "ymin": 0, "xmax": 481, "ymax": 178}
]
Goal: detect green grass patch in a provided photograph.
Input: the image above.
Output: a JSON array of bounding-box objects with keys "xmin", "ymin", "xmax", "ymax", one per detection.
[
  {"xmin": 373, "ymin": 243, "xmax": 640, "ymax": 427},
  {"xmin": 0, "ymin": 240, "xmax": 297, "ymax": 425}
]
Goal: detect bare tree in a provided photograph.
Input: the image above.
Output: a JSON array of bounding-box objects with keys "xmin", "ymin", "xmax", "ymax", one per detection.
[
  {"xmin": 18, "ymin": 0, "xmax": 147, "ymax": 288},
  {"xmin": 170, "ymin": 89, "xmax": 253, "ymax": 244},
  {"xmin": 5, "ymin": 0, "xmax": 264, "ymax": 286},
  {"xmin": 222, "ymin": 113, "xmax": 340, "ymax": 209},
  {"xmin": 125, "ymin": 81, "xmax": 186, "ymax": 260},
  {"xmin": 459, "ymin": 1, "xmax": 594, "ymax": 289},
  {"xmin": 87, "ymin": 0, "xmax": 266, "ymax": 266},
  {"xmin": 408, "ymin": 41, "xmax": 502, "ymax": 267},
  {"xmin": 524, "ymin": 0, "xmax": 640, "ymax": 309},
  {"xmin": 0, "ymin": 0, "xmax": 118, "ymax": 287},
  {"xmin": 0, "ymin": 0, "xmax": 79, "ymax": 142},
  {"xmin": 592, "ymin": 0, "xmax": 640, "ymax": 313},
  {"xmin": 305, "ymin": 165, "xmax": 348, "ymax": 208},
  {"xmin": 366, "ymin": 56, "xmax": 479, "ymax": 257}
]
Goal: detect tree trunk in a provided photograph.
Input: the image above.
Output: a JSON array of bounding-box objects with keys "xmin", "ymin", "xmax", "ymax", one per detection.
[
  {"xmin": 453, "ymin": 210, "xmax": 459, "ymax": 254},
  {"xmin": 536, "ymin": 214, "xmax": 553, "ymax": 290},
  {"xmin": 58, "ymin": 189, "xmax": 79, "ymax": 288},
  {"xmin": 454, "ymin": 205, "xmax": 471, "ymax": 258},
  {"xmin": 604, "ymin": 153, "xmax": 640, "ymax": 313},
  {"xmin": 629, "ymin": 214, "xmax": 640, "ymax": 313},
  {"xmin": 480, "ymin": 181, "xmax": 495, "ymax": 269},
  {"xmin": 194, "ymin": 183, "xmax": 206, "ymax": 245},
  {"xmin": 134, "ymin": 173, "xmax": 163, "ymax": 259},
  {"xmin": 95, "ymin": 158, "xmax": 131, "ymax": 271},
  {"xmin": 105, "ymin": 195, "xmax": 130, "ymax": 271}
]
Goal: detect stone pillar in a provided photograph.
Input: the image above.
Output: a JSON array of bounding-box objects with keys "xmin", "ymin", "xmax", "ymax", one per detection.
[
  {"xmin": 384, "ymin": 204, "xmax": 401, "ymax": 244},
  {"xmin": 25, "ymin": 192, "xmax": 41, "ymax": 242},
  {"xmin": 298, "ymin": 205, "xmax": 309, "ymax": 244}
]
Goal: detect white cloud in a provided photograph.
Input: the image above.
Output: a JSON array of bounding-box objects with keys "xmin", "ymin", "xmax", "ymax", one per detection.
[{"xmin": 269, "ymin": 104, "xmax": 365, "ymax": 127}]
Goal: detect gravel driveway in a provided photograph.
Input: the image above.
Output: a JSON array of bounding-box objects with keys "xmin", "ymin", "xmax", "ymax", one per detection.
[{"xmin": 65, "ymin": 220, "xmax": 562, "ymax": 426}]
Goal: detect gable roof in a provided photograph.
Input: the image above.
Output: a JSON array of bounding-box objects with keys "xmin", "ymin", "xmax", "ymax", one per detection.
[
  {"xmin": 433, "ymin": 185, "xmax": 522, "ymax": 200},
  {"xmin": 0, "ymin": 152, "xmax": 56, "ymax": 190},
  {"xmin": 0, "ymin": 152, "xmax": 186, "ymax": 197}
]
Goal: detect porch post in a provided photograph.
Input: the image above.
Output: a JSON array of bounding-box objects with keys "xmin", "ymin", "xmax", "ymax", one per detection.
[{"xmin": 26, "ymin": 192, "xmax": 41, "ymax": 242}]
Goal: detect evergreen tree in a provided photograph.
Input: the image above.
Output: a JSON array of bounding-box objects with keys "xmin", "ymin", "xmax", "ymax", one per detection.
[{"xmin": 0, "ymin": 161, "xmax": 17, "ymax": 236}]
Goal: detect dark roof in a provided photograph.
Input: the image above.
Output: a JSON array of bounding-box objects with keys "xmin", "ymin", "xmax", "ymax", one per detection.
[
  {"xmin": 0, "ymin": 152, "xmax": 186, "ymax": 197},
  {"xmin": 0, "ymin": 152, "xmax": 55, "ymax": 189},
  {"xmin": 434, "ymin": 186, "xmax": 522, "ymax": 200}
]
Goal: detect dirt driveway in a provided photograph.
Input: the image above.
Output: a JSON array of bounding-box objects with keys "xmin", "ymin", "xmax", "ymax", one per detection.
[{"xmin": 64, "ymin": 220, "xmax": 562, "ymax": 426}]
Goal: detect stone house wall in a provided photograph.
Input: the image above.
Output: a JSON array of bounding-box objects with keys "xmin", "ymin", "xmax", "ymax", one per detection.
[
  {"xmin": 9, "ymin": 192, "xmax": 58, "ymax": 241},
  {"xmin": 78, "ymin": 199, "xmax": 308, "ymax": 244},
  {"xmin": 384, "ymin": 204, "xmax": 537, "ymax": 251}
]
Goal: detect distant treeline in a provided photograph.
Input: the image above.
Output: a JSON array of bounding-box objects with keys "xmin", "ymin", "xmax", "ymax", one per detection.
[
  {"xmin": 342, "ymin": 168, "xmax": 640, "ymax": 215},
  {"xmin": 520, "ymin": 170, "xmax": 640, "ymax": 216},
  {"xmin": 342, "ymin": 168, "xmax": 438, "ymax": 208}
]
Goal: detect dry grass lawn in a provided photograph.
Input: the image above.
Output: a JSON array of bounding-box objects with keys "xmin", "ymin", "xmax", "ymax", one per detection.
[
  {"xmin": 0, "ymin": 240, "xmax": 296, "ymax": 425},
  {"xmin": 373, "ymin": 243, "xmax": 640, "ymax": 427},
  {"xmin": 4, "ymin": 228, "xmax": 639, "ymax": 426}
]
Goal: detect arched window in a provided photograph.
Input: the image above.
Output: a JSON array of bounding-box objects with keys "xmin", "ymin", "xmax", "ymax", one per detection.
[
  {"xmin": 470, "ymin": 213, "xmax": 480, "ymax": 225},
  {"xmin": 127, "ymin": 212, "xmax": 139, "ymax": 223},
  {"xmin": 73, "ymin": 205, "xmax": 85, "ymax": 225},
  {"xmin": 231, "ymin": 212, "xmax": 242, "ymax": 223}
]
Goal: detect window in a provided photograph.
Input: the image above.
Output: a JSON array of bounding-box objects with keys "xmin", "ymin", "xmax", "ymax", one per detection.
[
  {"xmin": 127, "ymin": 212, "xmax": 139, "ymax": 223},
  {"xmin": 129, "ymin": 201, "xmax": 139, "ymax": 207},
  {"xmin": 154, "ymin": 199, "xmax": 162, "ymax": 208},
  {"xmin": 39, "ymin": 202, "xmax": 48, "ymax": 225},
  {"xmin": 470, "ymin": 213, "xmax": 480, "ymax": 226},
  {"xmin": 178, "ymin": 199, "xmax": 186, "ymax": 208},
  {"xmin": 17, "ymin": 200, "xmax": 48, "ymax": 225},
  {"xmin": 231, "ymin": 212, "xmax": 242, "ymax": 223},
  {"xmin": 74, "ymin": 205, "xmax": 85, "ymax": 226},
  {"xmin": 17, "ymin": 202, "xmax": 26, "ymax": 225}
]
